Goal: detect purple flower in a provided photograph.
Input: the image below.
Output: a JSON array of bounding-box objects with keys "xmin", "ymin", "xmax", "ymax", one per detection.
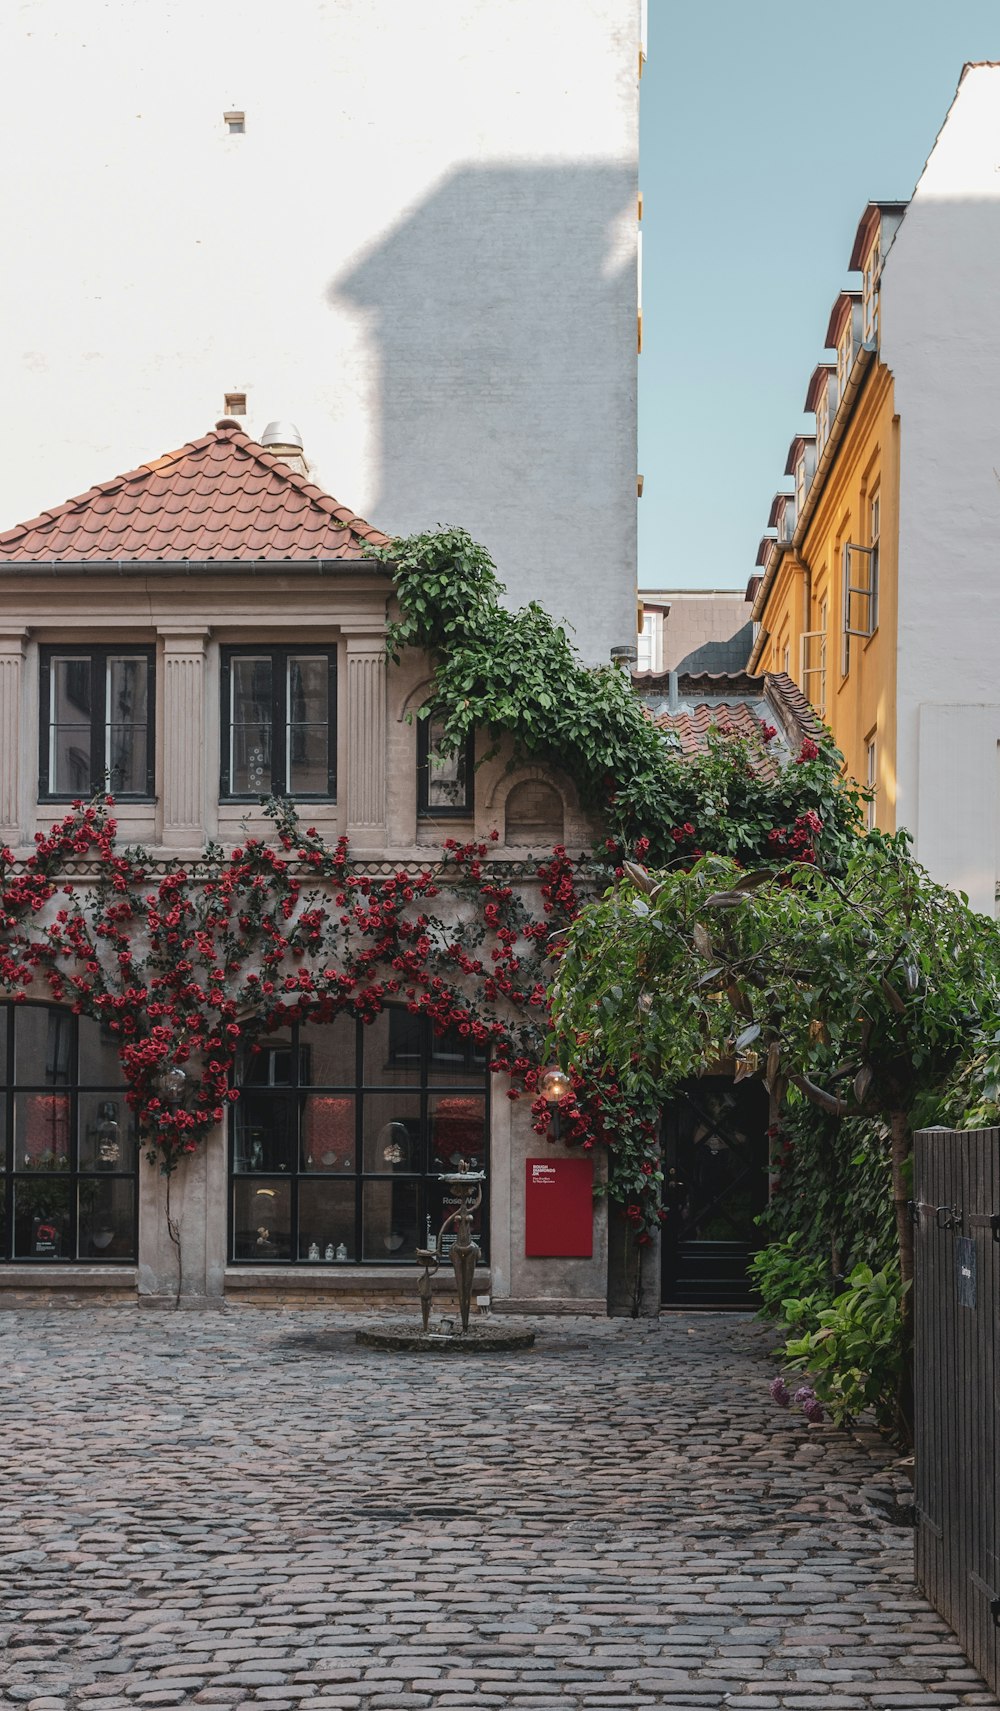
[
  {"xmin": 802, "ymin": 1397, "xmax": 825, "ymax": 1424},
  {"xmin": 769, "ymin": 1375, "xmax": 790, "ymax": 1408},
  {"xmin": 793, "ymin": 1385, "xmax": 815, "ymax": 1405}
]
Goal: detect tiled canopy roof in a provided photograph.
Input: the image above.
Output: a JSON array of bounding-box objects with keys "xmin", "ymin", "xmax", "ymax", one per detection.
[
  {"xmin": 657, "ymin": 699, "xmax": 780, "ymax": 779},
  {"xmin": 0, "ymin": 422, "xmax": 391, "ymax": 563},
  {"xmin": 639, "ymin": 670, "xmax": 821, "ymax": 783}
]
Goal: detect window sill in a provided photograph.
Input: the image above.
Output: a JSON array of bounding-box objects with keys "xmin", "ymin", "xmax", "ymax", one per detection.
[
  {"xmin": 225, "ymin": 1264, "xmax": 491, "ymax": 1292},
  {"xmin": 0, "ymin": 1264, "xmax": 137, "ymax": 1287}
]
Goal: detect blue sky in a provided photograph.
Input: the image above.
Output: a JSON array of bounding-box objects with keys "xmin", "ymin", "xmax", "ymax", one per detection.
[{"xmin": 637, "ymin": 0, "xmax": 1000, "ymax": 591}]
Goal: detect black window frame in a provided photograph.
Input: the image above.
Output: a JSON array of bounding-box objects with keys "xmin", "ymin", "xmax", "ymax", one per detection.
[
  {"xmin": 416, "ymin": 712, "xmax": 474, "ymax": 818},
  {"xmin": 228, "ymin": 1007, "xmax": 490, "ymax": 1267},
  {"xmin": 0, "ymin": 1003, "xmax": 139, "ymax": 1264},
  {"xmin": 220, "ymin": 646, "xmax": 337, "ymax": 801},
  {"xmin": 39, "ymin": 645, "xmax": 156, "ymax": 802}
]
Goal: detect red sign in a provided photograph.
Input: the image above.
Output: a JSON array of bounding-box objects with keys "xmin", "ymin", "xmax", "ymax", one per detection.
[{"xmin": 524, "ymin": 1156, "xmax": 594, "ymax": 1257}]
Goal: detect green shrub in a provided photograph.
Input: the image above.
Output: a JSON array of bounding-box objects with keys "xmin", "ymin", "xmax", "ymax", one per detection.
[
  {"xmin": 748, "ymin": 1234, "xmax": 833, "ymax": 1325},
  {"xmin": 780, "ymin": 1262, "xmax": 908, "ymax": 1431}
]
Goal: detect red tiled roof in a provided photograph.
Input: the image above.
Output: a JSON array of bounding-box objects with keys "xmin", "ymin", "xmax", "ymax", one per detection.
[
  {"xmin": 647, "ymin": 671, "xmax": 821, "ymax": 782},
  {"xmin": 656, "ymin": 700, "xmax": 779, "ymax": 778},
  {"xmin": 0, "ymin": 422, "xmax": 391, "ymax": 563}
]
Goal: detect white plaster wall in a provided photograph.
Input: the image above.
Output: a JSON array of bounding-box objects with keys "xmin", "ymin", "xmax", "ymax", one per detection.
[
  {"xmin": 880, "ymin": 65, "xmax": 1000, "ymax": 908},
  {"xmin": 915, "ymin": 705, "xmax": 1000, "ymax": 916},
  {"xmin": 0, "ymin": 0, "xmax": 639, "ymax": 665}
]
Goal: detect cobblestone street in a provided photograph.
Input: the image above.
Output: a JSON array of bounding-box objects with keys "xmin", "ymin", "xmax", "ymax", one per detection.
[{"xmin": 1, "ymin": 1308, "xmax": 996, "ymax": 1711}]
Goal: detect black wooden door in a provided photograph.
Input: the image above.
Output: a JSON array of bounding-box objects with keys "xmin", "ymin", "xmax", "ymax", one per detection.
[{"xmin": 661, "ymin": 1076, "xmax": 770, "ymax": 1308}]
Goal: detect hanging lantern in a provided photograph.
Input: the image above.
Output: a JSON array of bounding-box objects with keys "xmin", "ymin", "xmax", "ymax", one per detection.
[{"xmin": 154, "ymin": 1063, "xmax": 188, "ymax": 1107}]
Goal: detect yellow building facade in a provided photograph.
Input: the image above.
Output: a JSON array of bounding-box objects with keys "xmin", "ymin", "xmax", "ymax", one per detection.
[{"xmin": 748, "ymin": 203, "xmax": 905, "ymax": 832}]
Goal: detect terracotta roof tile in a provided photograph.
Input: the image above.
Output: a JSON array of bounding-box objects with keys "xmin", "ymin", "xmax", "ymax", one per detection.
[
  {"xmin": 657, "ymin": 699, "xmax": 775, "ymax": 763},
  {"xmin": 0, "ymin": 423, "xmax": 391, "ymax": 563}
]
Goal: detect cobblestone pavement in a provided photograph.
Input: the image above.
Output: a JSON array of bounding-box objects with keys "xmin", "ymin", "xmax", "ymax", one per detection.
[{"xmin": 1, "ymin": 1308, "xmax": 997, "ymax": 1711}]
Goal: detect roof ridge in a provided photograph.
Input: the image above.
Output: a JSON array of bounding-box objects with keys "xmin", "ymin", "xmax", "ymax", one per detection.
[
  {"xmin": 211, "ymin": 424, "xmax": 388, "ymax": 542},
  {"xmin": 764, "ymin": 670, "xmax": 826, "ymax": 737}
]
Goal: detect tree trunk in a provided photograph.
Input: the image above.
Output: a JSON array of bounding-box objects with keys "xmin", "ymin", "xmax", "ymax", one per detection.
[
  {"xmin": 889, "ymin": 1108, "xmax": 913, "ymax": 1287},
  {"xmin": 889, "ymin": 1106, "xmax": 914, "ymax": 1444}
]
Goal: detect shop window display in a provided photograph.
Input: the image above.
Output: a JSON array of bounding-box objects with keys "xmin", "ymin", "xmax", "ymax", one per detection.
[
  {"xmin": 0, "ymin": 1005, "xmax": 137, "ymax": 1261},
  {"xmin": 230, "ymin": 1007, "xmax": 489, "ymax": 1265}
]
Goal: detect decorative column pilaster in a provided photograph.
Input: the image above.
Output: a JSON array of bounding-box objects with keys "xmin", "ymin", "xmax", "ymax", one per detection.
[
  {"xmin": 159, "ymin": 629, "xmax": 209, "ymax": 846},
  {"xmin": 345, "ymin": 638, "xmax": 386, "ymax": 845},
  {"xmin": 0, "ymin": 631, "xmax": 27, "ymax": 844}
]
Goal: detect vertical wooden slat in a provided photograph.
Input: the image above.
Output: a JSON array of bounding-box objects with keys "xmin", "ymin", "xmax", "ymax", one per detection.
[{"xmin": 914, "ymin": 1126, "xmax": 1000, "ymax": 1694}]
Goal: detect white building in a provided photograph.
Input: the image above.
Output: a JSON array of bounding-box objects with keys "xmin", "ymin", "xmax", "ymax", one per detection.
[
  {"xmin": 880, "ymin": 61, "xmax": 1000, "ymax": 914},
  {"xmin": 0, "ymin": 0, "xmax": 642, "ymax": 665}
]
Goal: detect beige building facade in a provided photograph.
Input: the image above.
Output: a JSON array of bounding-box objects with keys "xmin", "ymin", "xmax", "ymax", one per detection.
[{"xmin": 0, "ymin": 425, "xmax": 607, "ymax": 1312}]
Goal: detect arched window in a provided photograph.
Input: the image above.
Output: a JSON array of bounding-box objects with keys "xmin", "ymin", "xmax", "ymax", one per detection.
[
  {"xmin": 0, "ymin": 1005, "xmax": 137, "ymax": 1261},
  {"xmin": 230, "ymin": 1007, "xmax": 490, "ymax": 1266}
]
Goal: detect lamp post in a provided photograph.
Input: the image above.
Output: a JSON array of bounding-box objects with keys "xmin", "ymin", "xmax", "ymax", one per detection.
[
  {"xmin": 152, "ymin": 1060, "xmax": 188, "ymax": 1307},
  {"xmin": 537, "ymin": 1064, "xmax": 572, "ymax": 1141}
]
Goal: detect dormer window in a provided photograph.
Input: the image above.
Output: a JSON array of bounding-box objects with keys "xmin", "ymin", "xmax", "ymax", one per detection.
[
  {"xmin": 862, "ymin": 233, "xmax": 881, "ymax": 343},
  {"xmin": 837, "ymin": 319, "xmax": 854, "ymax": 396},
  {"xmin": 815, "ymin": 383, "xmax": 830, "ymax": 456},
  {"xmin": 795, "ymin": 455, "xmax": 808, "ymax": 516}
]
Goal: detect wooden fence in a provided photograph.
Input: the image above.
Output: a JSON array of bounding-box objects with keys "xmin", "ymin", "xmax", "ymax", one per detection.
[{"xmin": 913, "ymin": 1124, "xmax": 1000, "ymax": 1692}]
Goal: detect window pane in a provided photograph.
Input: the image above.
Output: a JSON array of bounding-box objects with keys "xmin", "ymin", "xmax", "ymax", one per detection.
[
  {"xmin": 78, "ymin": 1177, "xmax": 135, "ymax": 1259},
  {"xmin": 106, "ymin": 726, "xmax": 146, "ymax": 793},
  {"xmin": 231, "ymin": 657, "xmax": 272, "ymax": 794},
  {"xmin": 233, "ymin": 1178, "xmax": 291, "ymax": 1261},
  {"xmin": 232, "ymin": 1094, "xmax": 295, "ymax": 1173},
  {"xmin": 78, "ymin": 1018, "xmax": 124, "ymax": 1087},
  {"xmin": 426, "ymin": 1019, "xmax": 488, "ymax": 1082},
  {"xmin": 16, "ymin": 1007, "xmax": 73, "ymax": 1085},
  {"xmin": 15, "ymin": 1093, "xmax": 71, "ymax": 1170},
  {"xmin": 429, "ymin": 1094, "xmax": 486, "ymax": 1174},
  {"xmin": 364, "ymin": 1008, "xmax": 422, "ymax": 1087},
  {"xmin": 301, "ymin": 1095, "xmax": 355, "ymax": 1171},
  {"xmin": 78, "ymin": 1095, "xmax": 137, "ymax": 1172},
  {"xmin": 299, "ymin": 1017, "xmax": 356, "ymax": 1087},
  {"xmin": 287, "ymin": 658, "xmax": 329, "ymax": 795},
  {"xmin": 13, "ymin": 1177, "xmax": 73, "ymax": 1258},
  {"xmin": 298, "ymin": 1179, "xmax": 355, "ymax": 1261},
  {"xmin": 287, "ymin": 725, "xmax": 328, "ymax": 795},
  {"xmin": 238, "ymin": 1038, "xmax": 301, "ymax": 1088},
  {"xmin": 49, "ymin": 657, "xmax": 92, "ymax": 794},
  {"xmin": 427, "ymin": 716, "xmax": 468, "ymax": 810},
  {"xmin": 288, "ymin": 657, "xmax": 327, "ymax": 721},
  {"xmin": 106, "ymin": 658, "xmax": 148, "ymax": 792},
  {"xmin": 363, "ymin": 1179, "xmax": 420, "ymax": 1261},
  {"xmin": 362, "ymin": 1093, "xmax": 422, "ymax": 1173}
]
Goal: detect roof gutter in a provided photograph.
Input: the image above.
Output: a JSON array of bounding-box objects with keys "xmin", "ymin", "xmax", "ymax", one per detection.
[
  {"xmin": 748, "ymin": 342, "xmax": 876, "ymax": 673},
  {"xmin": 0, "ymin": 557, "xmax": 396, "ymax": 578}
]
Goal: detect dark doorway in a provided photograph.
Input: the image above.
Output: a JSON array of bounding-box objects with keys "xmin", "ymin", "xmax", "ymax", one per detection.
[{"xmin": 661, "ymin": 1076, "xmax": 770, "ymax": 1309}]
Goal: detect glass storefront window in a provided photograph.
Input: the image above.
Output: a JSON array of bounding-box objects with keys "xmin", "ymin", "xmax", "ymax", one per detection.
[
  {"xmin": 0, "ymin": 1005, "xmax": 137, "ymax": 1262},
  {"xmin": 230, "ymin": 1008, "xmax": 489, "ymax": 1265}
]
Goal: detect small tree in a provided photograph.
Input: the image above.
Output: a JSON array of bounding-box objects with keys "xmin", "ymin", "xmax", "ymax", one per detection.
[{"xmin": 551, "ymin": 836, "xmax": 1000, "ymax": 1420}]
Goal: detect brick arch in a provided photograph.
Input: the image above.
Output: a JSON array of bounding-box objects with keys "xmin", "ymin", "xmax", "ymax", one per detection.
[
  {"xmin": 483, "ymin": 766, "xmax": 577, "ymax": 846},
  {"xmin": 504, "ymin": 778, "xmax": 564, "ymax": 845}
]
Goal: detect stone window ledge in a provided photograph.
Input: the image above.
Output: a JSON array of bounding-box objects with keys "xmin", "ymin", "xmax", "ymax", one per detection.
[
  {"xmin": 224, "ymin": 1265, "xmax": 491, "ymax": 1293},
  {"xmin": 0, "ymin": 1265, "xmax": 138, "ymax": 1290}
]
